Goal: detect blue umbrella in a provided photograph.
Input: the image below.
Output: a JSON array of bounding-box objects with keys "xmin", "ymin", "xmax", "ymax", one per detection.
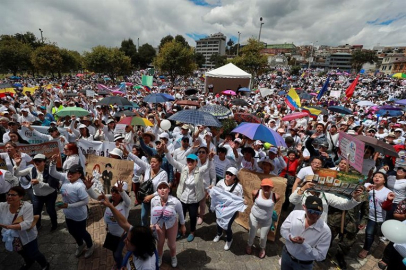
[
  {"xmin": 231, "ymin": 123, "xmax": 287, "ymax": 147},
  {"xmin": 9, "ymin": 76, "xmax": 20, "ymax": 80},
  {"xmin": 162, "ymin": 93, "xmax": 175, "ymax": 101},
  {"xmin": 377, "ymin": 110, "xmax": 403, "ymax": 117},
  {"xmin": 168, "ymin": 110, "xmax": 222, "ymax": 127},
  {"xmin": 328, "ymin": 106, "xmax": 352, "ymax": 115},
  {"xmin": 278, "ymin": 91, "xmax": 286, "ymax": 95},
  {"xmin": 13, "ymin": 83, "xmax": 23, "ymax": 87},
  {"xmin": 378, "ymin": 105, "xmax": 402, "ymax": 111},
  {"xmin": 144, "ymin": 93, "xmax": 172, "ymax": 103},
  {"xmin": 238, "ymin": 87, "xmax": 251, "ymax": 92},
  {"xmin": 159, "ymin": 75, "xmax": 166, "ymax": 79}
]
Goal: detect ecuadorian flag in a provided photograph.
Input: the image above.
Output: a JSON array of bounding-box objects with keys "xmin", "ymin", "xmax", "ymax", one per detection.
[{"xmin": 285, "ymin": 88, "xmax": 301, "ymax": 110}]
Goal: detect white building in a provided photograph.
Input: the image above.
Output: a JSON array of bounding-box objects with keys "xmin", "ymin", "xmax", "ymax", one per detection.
[
  {"xmin": 380, "ymin": 53, "xmax": 405, "ymax": 75},
  {"xmin": 195, "ymin": 33, "xmax": 226, "ymax": 69}
]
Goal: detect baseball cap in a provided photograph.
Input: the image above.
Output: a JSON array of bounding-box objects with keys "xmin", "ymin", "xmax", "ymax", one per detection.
[
  {"xmin": 68, "ymin": 164, "xmax": 84, "ymax": 175},
  {"xmin": 254, "ymin": 140, "xmax": 263, "ymax": 145},
  {"xmin": 234, "ymin": 138, "xmax": 242, "ymax": 144},
  {"xmin": 106, "ymin": 119, "xmax": 115, "ymax": 124},
  {"xmin": 159, "ymin": 132, "xmax": 169, "ymax": 139},
  {"xmin": 78, "ymin": 124, "xmax": 87, "ymax": 129},
  {"xmin": 156, "ymin": 181, "xmax": 170, "ymax": 189},
  {"xmin": 186, "ymin": 154, "xmax": 198, "ymax": 160},
  {"xmin": 261, "ymin": 178, "xmax": 274, "ymax": 187},
  {"xmin": 269, "ymin": 147, "xmax": 278, "ymax": 154},
  {"xmin": 226, "ymin": 167, "xmax": 238, "ymax": 176},
  {"xmin": 305, "ymin": 196, "xmax": 323, "ymax": 211},
  {"xmin": 33, "ymin": 154, "xmax": 46, "ymax": 160}
]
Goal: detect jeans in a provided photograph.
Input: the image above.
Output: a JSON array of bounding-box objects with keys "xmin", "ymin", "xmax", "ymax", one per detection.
[
  {"xmin": 113, "ymin": 234, "xmax": 126, "ymax": 268},
  {"xmin": 363, "ymin": 219, "xmax": 382, "ymax": 251},
  {"xmin": 181, "ymin": 202, "xmax": 199, "ymax": 233},
  {"xmin": 65, "ymin": 218, "xmax": 93, "ymax": 248},
  {"xmin": 32, "ymin": 190, "xmax": 58, "ymax": 228},
  {"xmin": 217, "ymin": 212, "xmax": 238, "ymax": 242},
  {"xmin": 141, "ymin": 202, "xmax": 151, "ymax": 227},
  {"xmin": 281, "ymin": 246, "xmax": 313, "ymax": 270},
  {"xmin": 18, "ymin": 238, "xmax": 48, "ymax": 268}
]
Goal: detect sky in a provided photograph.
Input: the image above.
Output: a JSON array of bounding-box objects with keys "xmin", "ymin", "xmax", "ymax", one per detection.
[{"xmin": 1, "ymin": 0, "xmax": 405, "ymax": 53}]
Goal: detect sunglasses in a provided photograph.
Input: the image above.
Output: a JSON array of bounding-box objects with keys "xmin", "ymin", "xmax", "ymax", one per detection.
[
  {"xmin": 6, "ymin": 193, "xmax": 18, "ymax": 197},
  {"xmin": 186, "ymin": 159, "xmax": 196, "ymax": 163},
  {"xmin": 34, "ymin": 160, "xmax": 45, "ymax": 163},
  {"xmin": 110, "ymin": 188, "xmax": 119, "ymax": 193},
  {"xmin": 225, "ymin": 171, "xmax": 234, "ymax": 176},
  {"xmin": 198, "ymin": 151, "xmax": 206, "ymax": 154},
  {"xmin": 307, "ymin": 209, "xmax": 322, "ymax": 215}
]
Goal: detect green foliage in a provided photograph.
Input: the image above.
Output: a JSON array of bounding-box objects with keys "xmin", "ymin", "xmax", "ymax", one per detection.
[
  {"xmin": 194, "ymin": 52, "xmax": 206, "ymax": 68},
  {"xmin": 209, "ymin": 53, "xmax": 227, "ymax": 68},
  {"xmin": 83, "ymin": 46, "xmax": 131, "ymax": 80},
  {"xmin": 231, "ymin": 38, "xmax": 268, "ymax": 77},
  {"xmin": 138, "ymin": 43, "xmax": 156, "ymax": 68},
  {"xmin": 31, "ymin": 45, "xmax": 63, "ymax": 76},
  {"xmin": 219, "ymin": 118, "xmax": 237, "ymax": 139},
  {"xmin": 119, "ymin": 38, "xmax": 138, "ymax": 68},
  {"xmin": 351, "ymin": 50, "xmax": 378, "ymax": 73},
  {"xmin": 154, "ymin": 40, "xmax": 197, "ymax": 81},
  {"xmin": 174, "ymin": 35, "xmax": 189, "ymax": 48},
  {"xmin": 158, "ymin": 35, "xmax": 174, "ymax": 52},
  {"xmin": 14, "ymin": 32, "xmax": 42, "ymax": 49},
  {"xmin": 59, "ymin": 48, "xmax": 82, "ymax": 74},
  {"xmin": 290, "ymin": 66, "xmax": 301, "ymax": 75},
  {"xmin": 0, "ymin": 36, "xmax": 32, "ymax": 75}
]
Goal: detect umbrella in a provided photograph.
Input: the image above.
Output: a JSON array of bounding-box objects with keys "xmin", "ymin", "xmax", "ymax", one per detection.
[
  {"xmin": 378, "ymin": 105, "xmax": 402, "ymax": 111},
  {"xmin": 282, "ymin": 112, "xmax": 309, "ymax": 121},
  {"xmin": 299, "ymin": 92, "xmax": 313, "ymax": 100},
  {"xmin": 278, "ymin": 91, "xmax": 286, "ymax": 95},
  {"xmin": 168, "ymin": 110, "xmax": 222, "ymax": 127},
  {"xmin": 134, "ymin": 85, "xmax": 143, "ymax": 90},
  {"xmin": 97, "ymin": 96, "xmax": 132, "ymax": 106},
  {"xmin": 118, "ymin": 116, "xmax": 153, "ymax": 126},
  {"xmin": 392, "ymin": 73, "xmax": 406, "ymax": 79},
  {"xmin": 161, "ymin": 93, "xmax": 175, "ymax": 101},
  {"xmin": 221, "ymin": 90, "xmax": 236, "ymax": 96},
  {"xmin": 76, "ymin": 73, "xmax": 84, "ymax": 77},
  {"xmin": 238, "ymin": 87, "xmax": 251, "ymax": 92},
  {"xmin": 111, "ymin": 90, "xmax": 125, "ymax": 96},
  {"xmin": 355, "ymin": 136, "xmax": 398, "ymax": 157},
  {"xmin": 189, "ymin": 95, "xmax": 199, "ymax": 101},
  {"xmin": 199, "ymin": 105, "xmax": 231, "ymax": 119},
  {"xmin": 175, "ymin": 100, "xmax": 200, "ymax": 107},
  {"xmin": 310, "ymin": 93, "xmax": 318, "ymax": 96},
  {"xmin": 377, "ymin": 110, "xmax": 404, "ymax": 117},
  {"xmin": 231, "ymin": 99, "xmax": 249, "ymax": 107},
  {"xmin": 56, "ymin": 107, "xmax": 90, "ymax": 117},
  {"xmin": 184, "ymin": 88, "xmax": 198, "ymax": 95},
  {"xmin": 231, "ymin": 123, "xmax": 287, "ymax": 147},
  {"xmin": 9, "ymin": 76, "xmax": 20, "ymax": 80},
  {"xmin": 357, "ymin": 101, "xmax": 376, "ymax": 106},
  {"xmin": 328, "ymin": 106, "xmax": 352, "ymax": 115},
  {"xmin": 114, "ymin": 110, "xmax": 137, "ymax": 117},
  {"xmin": 13, "ymin": 83, "xmax": 23, "ymax": 87},
  {"xmin": 97, "ymin": 90, "xmax": 110, "ymax": 96},
  {"xmin": 259, "ymin": 88, "xmax": 273, "ymax": 97},
  {"xmin": 234, "ymin": 113, "xmax": 261, "ymax": 124},
  {"xmin": 395, "ymin": 99, "xmax": 406, "ymax": 106},
  {"xmin": 143, "ymin": 93, "xmax": 172, "ymax": 103}
]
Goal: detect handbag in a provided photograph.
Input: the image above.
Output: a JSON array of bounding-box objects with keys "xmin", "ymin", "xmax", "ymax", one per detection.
[
  {"xmin": 136, "ymin": 169, "xmax": 163, "ymax": 203},
  {"xmin": 12, "ymin": 202, "xmax": 24, "ymax": 252},
  {"xmin": 103, "ymin": 232, "xmax": 121, "ymax": 251}
]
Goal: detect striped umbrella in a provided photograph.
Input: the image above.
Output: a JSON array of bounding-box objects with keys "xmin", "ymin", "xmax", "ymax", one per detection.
[
  {"xmin": 168, "ymin": 110, "xmax": 222, "ymax": 127},
  {"xmin": 118, "ymin": 117, "xmax": 153, "ymax": 126}
]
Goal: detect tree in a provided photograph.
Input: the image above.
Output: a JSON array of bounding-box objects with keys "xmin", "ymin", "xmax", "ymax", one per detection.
[
  {"xmin": 231, "ymin": 38, "xmax": 268, "ymax": 77},
  {"xmin": 194, "ymin": 52, "xmax": 206, "ymax": 68},
  {"xmin": 14, "ymin": 32, "xmax": 42, "ymax": 49},
  {"xmin": 174, "ymin": 35, "xmax": 189, "ymax": 48},
  {"xmin": 209, "ymin": 53, "xmax": 227, "ymax": 68},
  {"xmin": 119, "ymin": 38, "xmax": 138, "ymax": 68},
  {"xmin": 154, "ymin": 40, "xmax": 197, "ymax": 82},
  {"xmin": 83, "ymin": 46, "xmax": 131, "ymax": 80},
  {"xmin": 158, "ymin": 35, "xmax": 174, "ymax": 52},
  {"xmin": 31, "ymin": 45, "xmax": 63, "ymax": 77},
  {"xmin": 351, "ymin": 50, "xmax": 378, "ymax": 73},
  {"xmin": 138, "ymin": 43, "xmax": 156, "ymax": 68},
  {"xmin": 0, "ymin": 36, "xmax": 32, "ymax": 75},
  {"xmin": 58, "ymin": 49, "xmax": 82, "ymax": 76}
]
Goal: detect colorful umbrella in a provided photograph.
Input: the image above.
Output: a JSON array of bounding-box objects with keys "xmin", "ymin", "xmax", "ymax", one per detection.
[
  {"xmin": 168, "ymin": 110, "xmax": 222, "ymax": 127},
  {"xmin": 234, "ymin": 113, "xmax": 261, "ymax": 124},
  {"xmin": 118, "ymin": 116, "xmax": 153, "ymax": 126},
  {"xmin": 392, "ymin": 73, "xmax": 406, "ymax": 79},
  {"xmin": 282, "ymin": 112, "xmax": 309, "ymax": 121},
  {"xmin": 395, "ymin": 99, "xmax": 406, "ymax": 106},
  {"xmin": 378, "ymin": 105, "xmax": 402, "ymax": 111},
  {"xmin": 221, "ymin": 90, "xmax": 236, "ymax": 96},
  {"xmin": 199, "ymin": 105, "xmax": 231, "ymax": 119},
  {"xmin": 161, "ymin": 93, "xmax": 175, "ymax": 101},
  {"xmin": 377, "ymin": 110, "xmax": 403, "ymax": 117},
  {"xmin": 114, "ymin": 110, "xmax": 136, "ymax": 117},
  {"xmin": 76, "ymin": 73, "xmax": 84, "ymax": 77},
  {"xmin": 231, "ymin": 123, "xmax": 286, "ymax": 147},
  {"xmin": 111, "ymin": 90, "xmax": 125, "ymax": 96},
  {"xmin": 56, "ymin": 107, "xmax": 90, "ymax": 117}
]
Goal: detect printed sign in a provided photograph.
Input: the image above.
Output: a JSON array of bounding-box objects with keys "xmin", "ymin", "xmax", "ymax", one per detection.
[{"xmin": 339, "ymin": 132, "xmax": 365, "ymax": 174}]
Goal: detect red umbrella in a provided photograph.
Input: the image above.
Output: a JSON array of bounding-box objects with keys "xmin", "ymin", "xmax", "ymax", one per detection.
[
  {"xmin": 282, "ymin": 112, "xmax": 309, "ymax": 121},
  {"xmin": 234, "ymin": 113, "xmax": 261, "ymax": 124}
]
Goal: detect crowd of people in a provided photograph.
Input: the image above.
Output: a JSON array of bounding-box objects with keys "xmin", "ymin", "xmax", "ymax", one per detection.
[{"xmin": 0, "ymin": 70, "xmax": 406, "ymax": 270}]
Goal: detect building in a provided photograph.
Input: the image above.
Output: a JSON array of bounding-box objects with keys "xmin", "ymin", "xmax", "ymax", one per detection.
[
  {"xmin": 325, "ymin": 53, "xmax": 352, "ymax": 71},
  {"xmin": 260, "ymin": 43, "xmax": 297, "ymax": 55},
  {"xmin": 380, "ymin": 53, "xmax": 406, "ymax": 75},
  {"xmin": 195, "ymin": 33, "xmax": 226, "ymax": 69},
  {"xmin": 392, "ymin": 57, "xmax": 406, "ymax": 74}
]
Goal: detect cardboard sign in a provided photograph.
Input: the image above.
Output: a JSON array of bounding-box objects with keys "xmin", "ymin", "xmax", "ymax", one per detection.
[
  {"xmin": 85, "ymin": 154, "xmax": 134, "ymax": 194},
  {"xmin": 235, "ymin": 169, "xmax": 287, "ymax": 241},
  {"xmin": 339, "ymin": 132, "xmax": 365, "ymax": 174},
  {"xmin": 86, "ymin": 90, "xmax": 95, "ymax": 97}
]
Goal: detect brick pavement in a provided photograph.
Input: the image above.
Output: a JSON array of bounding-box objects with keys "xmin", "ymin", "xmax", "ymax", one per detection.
[{"xmin": 0, "ymin": 195, "xmax": 389, "ymax": 270}]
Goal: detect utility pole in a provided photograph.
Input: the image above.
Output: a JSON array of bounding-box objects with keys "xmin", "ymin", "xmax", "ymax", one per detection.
[
  {"xmin": 258, "ymin": 17, "xmax": 264, "ymax": 42},
  {"xmin": 237, "ymin": 31, "xmax": 241, "ymax": 56},
  {"xmin": 137, "ymin": 38, "xmax": 140, "ymax": 49},
  {"xmin": 39, "ymin": 28, "xmax": 44, "ymax": 43}
]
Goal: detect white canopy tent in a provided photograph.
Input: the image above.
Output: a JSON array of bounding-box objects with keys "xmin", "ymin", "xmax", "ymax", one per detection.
[{"xmin": 204, "ymin": 63, "xmax": 252, "ymax": 94}]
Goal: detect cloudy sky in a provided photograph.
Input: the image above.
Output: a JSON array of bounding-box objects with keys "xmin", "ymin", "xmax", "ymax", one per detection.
[{"xmin": 1, "ymin": 0, "xmax": 405, "ymax": 53}]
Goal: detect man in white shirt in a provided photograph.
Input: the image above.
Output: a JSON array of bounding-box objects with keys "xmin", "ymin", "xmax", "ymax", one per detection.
[{"xmin": 280, "ymin": 196, "xmax": 331, "ymax": 269}]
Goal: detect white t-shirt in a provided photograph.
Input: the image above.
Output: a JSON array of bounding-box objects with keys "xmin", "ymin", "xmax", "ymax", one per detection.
[
  {"xmin": 213, "ymin": 156, "xmax": 230, "ymax": 179},
  {"xmin": 365, "ymin": 183, "xmax": 391, "ymax": 222},
  {"xmin": 216, "ymin": 179, "xmax": 243, "ymax": 198},
  {"xmin": 126, "ymin": 251, "xmax": 156, "ymax": 270},
  {"xmin": 387, "ymin": 176, "xmax": 406, "ymax": 204},
  {"xmin": 297, "ymin": 166, "xmax": 314, "ymax": 183}
]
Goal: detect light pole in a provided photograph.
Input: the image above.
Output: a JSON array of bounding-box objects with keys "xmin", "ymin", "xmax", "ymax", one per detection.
[
  {"xmin": 237, "ymin": 31, "xmax": 241, "ymax": 56},
  {"xmin": 137, "ymin": 38, "xmax": 139, "ymax": 49},
  {"xmin": 258, "ymin": 17, "xmax": 264, "ymax": 42},
  {"xmin": 38, "ymin": 28, "xmax": 44, "ymax": 43}
]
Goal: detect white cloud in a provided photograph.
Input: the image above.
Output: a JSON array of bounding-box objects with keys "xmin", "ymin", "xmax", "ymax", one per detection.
[{"xmin": 0, "ymin": 0, "xmax": 404, "ymax": 53}]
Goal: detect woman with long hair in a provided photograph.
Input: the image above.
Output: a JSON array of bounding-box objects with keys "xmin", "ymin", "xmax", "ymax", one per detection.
[{"xmin": 8, "ymin": 131, "xmax": 30, "ymax": 144}]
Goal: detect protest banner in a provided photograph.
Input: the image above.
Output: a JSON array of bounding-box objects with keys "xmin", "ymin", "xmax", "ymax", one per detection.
[
  {"xmin": 20, "ymin": 126, "xmax": 73, "ymax": 144},
  {"xmin": 0, "ymin": 141, "xmax": 62, "ymax": 168},
  {"xmin": 330, "ymin": 90, "xmax": 341, "ymax": 98},
  {"xmin": 77, "ymin": 139, "xmax": 116, "ymax": 166},
  {"xmin": 339, "ymin": 132, "xmax": 365, "ymax": 174},
  {"xmin": 235, "ymin": 169, "xmax": 287, "ymax": 241},
  {"xmin": 85, "ymin": 154, "xmax": 134, "ymax": 194},
  {"xmin": 86, "ymin": 90, "xmax": 95, "ymax": 97}
]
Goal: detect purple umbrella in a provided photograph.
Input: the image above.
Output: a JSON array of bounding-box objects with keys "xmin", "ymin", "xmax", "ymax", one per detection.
[
  {"xmin": 395, "ymin": 99, "xmax": 406, "ymax": 105},
  {"xmin": 231, "ymin": 123, "xmax": 287, "ymax": 147},
  {"xmin": 378, "ymin": 105, "xmax": 402, "ymax": 111}
]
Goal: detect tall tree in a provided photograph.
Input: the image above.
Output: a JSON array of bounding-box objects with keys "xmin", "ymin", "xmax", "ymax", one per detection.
[
  {"xmin": 58, "ymin": 49, "xmax": 82, "ymax": 76},
  {"xmin": 209, "ymin": 53, "xmax": 227, "ymax": 68},
  {"xmin": 0, "ymin": 36, "xmax": 32, "ymax": 75},
  {"xmin": 351, "ymin": 50, "xmax": 378, "ymax": 73},
  {"xmin": 231, "ymin": 38, "xmax": 268, "ymax": 77},
  {"xmin": 31, "ymin": 45, "xmax": 63, "ymax": 77},
  {"xmin": 194, "ymin": 52, "xmax": 206, "ymax": 68},
  {"xmin": 138, "ymin": 43, "xmax": 156, "ymax": 68},
  {"xmin": 14, "ymin": 32, "xmax": 42, "ymax": 49},
  {"xmin": 174, "ymin": 35, "xmax": 189, "ymax": 48},
  {"xmin": 158, "ymin": 35, "xmax": 174, "ymax": 52},
  {"xmin": 154, "ymin": 40, "xmax": 197, "ymax": 82},
  {"xmin": 119, "ymin": 38, "xmax": 138, "ymax": 68}
]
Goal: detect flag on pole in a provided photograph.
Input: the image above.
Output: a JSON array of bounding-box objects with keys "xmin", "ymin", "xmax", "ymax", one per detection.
[
  {"xmin": 317, "ymin": 77, "xmax": 330, "ymax": 100},
  {"xmin": 345, "ymin": 75, "xmax": 360, "ymax": 98},
  {"xmin": 142, "ymin": 75, "xmax": 153, "ymax": 87},
  {"xmin": 285, "ymin": 88, "xmax": 301, "ymax": 110}
]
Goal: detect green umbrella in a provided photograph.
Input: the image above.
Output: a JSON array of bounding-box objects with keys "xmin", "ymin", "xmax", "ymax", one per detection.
[
  {"xmin": 134, "ymin": 85, "xmax": 143, "ymax": 89},
  {"xmin": 56, "ymin": 107, "xmax": 90, "ymax": 117}
]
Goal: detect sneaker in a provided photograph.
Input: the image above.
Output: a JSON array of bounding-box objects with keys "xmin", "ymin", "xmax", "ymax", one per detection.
[
  {"xmin": 176, "ymin": 232, "xmax": 182, "ymax": 240},
  {"xmin": 197, "ymin": 217, "xmax": 203, "ymax": 225},
  {"xmin": 158, "ymin": 256, "xmax": 162, "ymax": 267},
  {"xmin": 171, "ymin": 256, "xmax": 178, "ymax": 268},
  {"xmin": 187, "ymin": 233, "xmax": 195, "ymax": 242},
  {"xmin": 84, "ymin": 245, "xmax": 94, "ymax": 258},
  {"xmin": 75, "ymin": 243, "xmax": 86, "ymax": 257},
  {"xmin": 213, "ymin": 235, "xmax": 221, "ymax": 242},
  {"xmin": 224, "ymin": 239, "xmax": 233, "ymax": 251}
]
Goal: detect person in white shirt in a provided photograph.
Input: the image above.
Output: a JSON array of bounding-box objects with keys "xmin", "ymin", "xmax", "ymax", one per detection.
[
  {"xmin": 18, "ymin": 108, "xmax": 36, "ymax": 123},
  {"xmin": 268, "ymin": 147, "xmax": 287, "ymax": 175},
  {"xmin": 280, "ymin": 196, "xmax": 332, "ymax": 269}
]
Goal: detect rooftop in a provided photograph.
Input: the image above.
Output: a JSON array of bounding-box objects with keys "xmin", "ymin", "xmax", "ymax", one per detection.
[{"xmin": 265, "ymin": 43, "xmax": 296, "ymax": 49}]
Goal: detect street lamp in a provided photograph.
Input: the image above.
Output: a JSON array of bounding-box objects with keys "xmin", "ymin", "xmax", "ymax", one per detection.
[
  {"xmin": 38, "ymin": 28, "xmax": 44, "ymax": 43},
  {"xmin": 137, "ymin": 38, "xmax": 140, "ymax": 49},
  {"xmin": 237, "ymin": 31, "xmax": 241, "ymax": 56},
  {"xmin": 258, "ymin": 17, "xmax": 264, "ymax": 42}
]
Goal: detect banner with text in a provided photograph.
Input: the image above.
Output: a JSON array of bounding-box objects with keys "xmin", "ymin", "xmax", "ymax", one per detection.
[{"xmin": 77, "ymin": 139, "xmax": 116, "ymax": 166}]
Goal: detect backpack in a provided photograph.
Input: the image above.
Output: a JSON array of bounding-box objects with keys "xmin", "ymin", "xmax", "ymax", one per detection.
[{"xmin": 136, "ymin": 169, "xmax": 163, "ymax": 203}]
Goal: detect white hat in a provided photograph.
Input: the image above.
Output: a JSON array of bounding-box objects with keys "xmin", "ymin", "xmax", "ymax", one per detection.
[
  {"xmin": 55, "ymin": 99, "xmax": 61, "ymax": 103},
  {"xmin": 226, "ymin": 167, "xmax": 238, "ymax": 176},
  {"xmin": 395, "ymin": 128, "xmax": 403, "ymax": 132},
  {"xmin": 21, "ymin": 108, "xmax": 29, "ymax": 112},
  {"xmin": 106, "ymin": 119, "xmax": 115, "ymax": 124},
  {"xmin": 347, "ymin": 130, "xmax": 357, "ymax": 135},
  {"xmin": 95, "ymin": 105, "xmax": 101, "ymax": 108},
  {"xmin": 38, "ymin": 112, "xmax": 44, "ymax": 115},
  {"xmin": 258, "ymin": 157, "xmax": 275, "ymax": 170},
  {"xmin": 2, "ymin": 170, "xmax": 18, "ymax": 187},
  {"xmin": 92, "ymin": 99, "xmax": 98, "ymax": 102},
  {"xmin": 234, "ymin": 138, "xmax": 242, "ymax": 144},
  {"xmin": 156, "ymin": 181, "xmax": 170, "ymax": 189},
  {"xmin": 159, "ymin": 132, "xmax": 169, "ymax": 139},
  {"xmin": 254, "ymin": 140, "xmax": 263, "ymax": 145},
  {"xmin": 114, "ymin": 181, "xmax": 128, "ymax": 191},
  {"xmin": 33, "ymin": 154, "xmax": 46, "ymax": 160},
  {"xmin": 269, "ymin": 147, "xmax": 278, "ymax": 154},
  {"xmin": 109, "ymin": 148, "xmax": 123, "ymax": 159},
  {"xmin": 114, "ymin": 133, "xmax": 124, "ymax": 141},
  {"xmin": 181, "ymin": 124, "xmax": 189, "ymax": 129},
  {"xmin": 78, "ymin": 124, "xmax": 87, "ymax": 129}
]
